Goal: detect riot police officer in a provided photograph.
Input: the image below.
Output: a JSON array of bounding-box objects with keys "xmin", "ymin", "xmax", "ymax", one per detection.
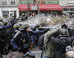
[
  {"xmin": 13, "ymin": 24, "xmax": 21, "ymax": 33},
  {"xmin": 0, "ymin": 26, "xmax": 4, "ymax": 58},
  {"xmin": 10, "ymin": 24, "xmax": 48, "ymax": 53},
  {"xmin": 0, "ymin": 20, "xmax": 15, "ymax": 55}
]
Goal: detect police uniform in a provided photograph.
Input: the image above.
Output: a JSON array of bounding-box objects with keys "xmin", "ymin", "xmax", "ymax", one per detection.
[{"xmin": 10, "ymin": 24, "xmax": 49, "ymax": 53}]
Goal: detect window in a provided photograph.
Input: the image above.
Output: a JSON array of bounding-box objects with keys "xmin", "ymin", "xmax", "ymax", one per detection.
[
  {"xmin": 70, "ymin": 8, "xmax": 74, "ymax": 11},
  {"xmin": 2, "ymin": 11, "xmax": 9, "ymax": 17},
  {"xmin": 11, "ymin": 0, "xmax": 15, "ymax": 5},
  {"xmin": 63, "ymin": 8, "xmax": 69, "ymax": 11},
  {"xmin": 2, "ymin": 0, "xmax": 7, "ymax": 5}
]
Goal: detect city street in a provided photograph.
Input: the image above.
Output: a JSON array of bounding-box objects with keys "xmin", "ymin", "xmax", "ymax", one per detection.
[
  {"xmin": 31, "ymin": 50, "xmax": 42, "ymax": 58},
  {"xmin": 0, "ymin": 0, "xmax": 74, "ymax": 58},
  {"xmin": 3, "ymin": 18, "xmax": 74, "ymax": 58}
]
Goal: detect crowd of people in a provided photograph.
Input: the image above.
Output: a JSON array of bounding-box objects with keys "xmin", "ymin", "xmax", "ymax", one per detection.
[
  {"xmin": 0, "ymin": 14, "xmax": 74, "ymax": 58},
  {"xmin": 0, "ymin": 15, "xmax": 49, "ymax": 58},
  {"xmin": 42, "ymin": 23, "xmax": 74, "ymax": 58}
]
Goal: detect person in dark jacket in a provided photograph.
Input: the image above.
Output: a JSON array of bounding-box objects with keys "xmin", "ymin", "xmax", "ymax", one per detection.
[
  {"xmin": 1, "ymin": 21, "xmax": 15, "ymax": 54},
  {"xmin": 51, "ymin": 36, "xmax": 68, "ymax": 58},
  {"xmin": 10, "ymin": 24, "xmax": 48, "ymax": 53},
  {"xmin": 61, "ymin": 23, "xmax": 73, "ymax": 36},
  {"xmin": 0, "ymin": 21, "xmax": 15, "ymax": 57},
  {"xmin": 0, "ymin": 25, "xmax": 11, "ymax": 58},
  {"xmin": 0, "ymin": 37, "xmax": 4, "ymax": 58},
  {"xmin": 21, "ymin": 14, "xmax": 27, "ymax": 21},
  {"xmin": 50, "ymin": 24, "xmax": 72, "ymax": 58},
  {"xmin": 0, "ymin": 28, "xmax": 4, "ymax": 58}
]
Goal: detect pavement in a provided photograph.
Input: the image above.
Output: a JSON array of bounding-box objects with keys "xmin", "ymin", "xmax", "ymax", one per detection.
[
  {"xmin": 31, "ymin": 50, "xmax": 42, "ymax": 58},
  {"xmin": 31, "ymin": 47, "xmax": 42, "ymax": 58}
]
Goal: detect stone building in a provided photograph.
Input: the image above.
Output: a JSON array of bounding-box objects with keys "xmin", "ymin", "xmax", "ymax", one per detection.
[
  {"xmin": 59, "ymin": 0, "xmax": 74, "ymax": 15},
  {"xmin": 0, "ymin": 0, "xmax": 19, "ymax": 18}
]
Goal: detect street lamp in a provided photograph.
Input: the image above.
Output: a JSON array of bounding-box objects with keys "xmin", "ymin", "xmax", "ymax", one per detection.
[
  {"xmin": 37, "ymin": 1, "xmax": 40, "ymax": 15},
  {"xmin": 28, "ymin": 0, "xmax": 29, "ymax": 15},
  {"xmin": 33, "ymin": 0, "xmax": 36, "ymax": 6}
]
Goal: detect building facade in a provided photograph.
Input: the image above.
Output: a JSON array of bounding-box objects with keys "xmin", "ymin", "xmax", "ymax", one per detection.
[
  {"xmin": 19, "ymin": 0, "xmax": 59, "ymax": 4},
  {"xmin": 0, "ymin": 0, "xmax": 19, "ymax": 18},
  {"xmin": 59, "ymin": 0, "xmax": 74, "ymax": 6},
  {"xmin": 59, "ymin": 0, "xmax": 74, "ymax": 15},
  {"xmin": 19, "ymin": 0, "xmax": 61, "ymax": 16},
  {"xmin": 19, "ymin": 0, "xmax": 58, "ymax": 2}
]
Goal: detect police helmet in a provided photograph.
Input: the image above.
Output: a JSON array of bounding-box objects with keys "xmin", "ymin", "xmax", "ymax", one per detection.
[
  {"xmin": 0, "ymin": 22, "xmax": 3, "ymax": 30},
  {"xmin": 0, "ymin": 19, "xmax": 3, "ymax": 22},
  {"xmin": 0, "ymin": 22, "xmax": 3, "ymax": 26},
  {"xmin": 3, "ymin": 20, "xmax": 8, "ymax": 25},
  {"xmin": 13, "ymin": 24, "xmax": 20, "ymax": 29},
  {"xmin": 20, "ymin": 24, "xmax": 29, "ymax": 30}
]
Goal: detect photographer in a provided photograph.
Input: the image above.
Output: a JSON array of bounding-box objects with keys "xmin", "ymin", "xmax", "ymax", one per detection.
[{"xmin": 50, "ymin": 24, "xmax": 70, "ymax": 58}]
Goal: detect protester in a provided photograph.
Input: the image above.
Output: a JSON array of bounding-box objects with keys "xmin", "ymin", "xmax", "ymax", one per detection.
[
  {"xmin": 43, "ymin": 29, "xmax": 58, "ymax": 58},
  {"xmin": 0, "ymin": 14, "xmax": 73, "ymax": 58},
  {"xmin": 21, "ymin": 14, "xmax": 26, "ymax": 21}
]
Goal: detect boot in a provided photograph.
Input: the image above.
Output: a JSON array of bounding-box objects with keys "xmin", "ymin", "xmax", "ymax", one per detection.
[{"xmin": 30, "ymin": 43, "xmax": 34, "ymax": 50}]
